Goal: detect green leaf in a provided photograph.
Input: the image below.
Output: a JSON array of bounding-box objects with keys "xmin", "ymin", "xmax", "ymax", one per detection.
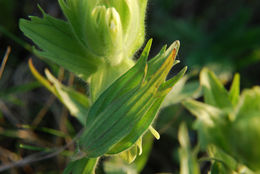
[
  {"xmin": 208, "ymin": 145, "xmax": 238, "ymax": 173},
  {"xmin": 235, "ymin": 87, "xmax": 260, "ymax": 119},
  {"xmin": 86, "ymin": 39, "xmax": 152, "ymax": 124},
  {"xmin": 29, "ymin": 60, "xmax": 90, "ymax": 125},
  {"xmin": 229, "ymin": 73, "xmax": 240, "ymax": 106},
  {"xmin": 63, "ymin": 157, "xmax": 98, "ymax": 174},
  {"xmin": 19, "ymin": 144, "xmax": 72, "ymax": 157},
  {"xmin": 89, "ymin": 57, "xmax": 135, "ymax": 102},
  {"xmin": 20, "ymin": 7, "xmax": 100, "ymax": 80},
  {"xmin": 209, "ymin": 145, "xmax": 255, "ymax": 174},
  {"xmin": 230, "ymin": 87, "xmax": 260, "ymax": 170},
  {"xmin": 21, "ymin": 125, "xmax": 68, "ymax": 138},
  {"xmin": 182, "ymin": 99, "xmax": 229, "ymax": 150},
  {"xmin": 200, "ymin": 68, "xmax": 232, "ymax": 109},
  {"xmin": 182, "ymin": 99, "xmax": 223, "ymax": 124},
  {"xmin": 107, "ymin": 97, "xmax": 164, "ymax": 154},
  {"xmin": 88, "ymin": 40, "xmax": 150, "ymax": 103},
  {"xmin": 58, "ymin": 0, "xmax": 96, "ymax": 47}
]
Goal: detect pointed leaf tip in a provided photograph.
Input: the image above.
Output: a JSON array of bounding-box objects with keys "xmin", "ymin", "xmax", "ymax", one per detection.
[
  {"xmin": 37, "ymin": 4, "xmax": 45, "ymax": 15},
  {"xmin": 140, "ymin": 39, "xmax": 153, "ymax": 61},
  {"xmin": 166, "ymin": 40, "xmax": 181, "ymax": 64},
  {"xmin": 28, "ymin": 59, "xmax": 55, "ymax": 93},
  {"xmin": 159, "ymin": 66, "xmax": 187, "ymax": 92},
  {"xmin": 200, "ymin": 68, "xmax": 232, "ymax": 109},
  {"xmin": 229, "ymin": 73, "xmax": 240, "ymax": 106},
  {"xmin": 169, "ymin": 40, "xmax": 180, "ymax": 53}
]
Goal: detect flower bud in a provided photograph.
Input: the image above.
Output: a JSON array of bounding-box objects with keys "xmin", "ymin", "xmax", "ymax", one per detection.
[
  {"xmin": 79, "ymin": 40, "xmax": 186, "ymax": 158},
  {"xmin": 59, "ymin": 0, "xmax": 148, "ymax": 65},
  {"xmin": 87, "ymin": 5, "xmax": 124, "ymax": 65}
]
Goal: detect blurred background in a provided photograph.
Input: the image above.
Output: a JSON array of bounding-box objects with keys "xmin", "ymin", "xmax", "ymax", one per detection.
[{"xmin": 0, "ymin": 0, "xmax": 260, "ymax": 173}]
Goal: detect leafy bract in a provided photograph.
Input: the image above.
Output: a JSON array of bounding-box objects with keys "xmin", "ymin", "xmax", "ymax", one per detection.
[
  {"xmin": 231, "ymin": 87, "xmax": 260, "ymax": 170},
  {"xmin": 89, "ymin": 58, "xmax": 135, "ymax": 102},
  {"xmin": 184, "ymin": 69, "xmax": 260, "ymax": 172},
  {"xmin": 79, "ymin": 40, "xmax": 187, "ymax": 158},
  {"xmin": 200, "ymin": 68, "xmax": 232, "ymax": 109},
  {"xmin": 208, "ymin": 145, "xmax": 239, "ymax": 174},
  {"xmin": 108, "ymin": 67, "xmax": 187, "ymax": 155},
  {"xmin": 29, "ymin": 59, "xmax": 90, "ymax": 125},
  {"xmin": 182, "ymin": 99, "xmax": 229, "ymax": 150},
  {"xmin": 20, "ymin": 8, "xmax": 100, "ymax": 80}
]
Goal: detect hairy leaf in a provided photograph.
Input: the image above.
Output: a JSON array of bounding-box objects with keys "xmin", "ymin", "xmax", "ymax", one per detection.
[{"xmin": 20, "ymin": 8, "xmax": 100, "ymax": 80}]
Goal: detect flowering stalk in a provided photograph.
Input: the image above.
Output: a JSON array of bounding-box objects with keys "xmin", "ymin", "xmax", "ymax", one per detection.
[{"xmin": 20, "ymin": 0, "xmax": 187, "ymax": 173}]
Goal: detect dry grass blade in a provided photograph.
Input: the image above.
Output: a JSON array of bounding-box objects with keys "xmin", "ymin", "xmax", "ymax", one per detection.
[
  {"xmin": 159, "ymin": 107, "xmax": 184, "ymax": 134},
  {"xmin": 0, "ymin": 128, "xmax": 84, "ymax": 172},
  {"xmin": 0, "ymin": 146, "xmax": 21, "ymax": 163},
  {"xmin": 32, "ymin": 95, "xmax": 56, "ymax": 126},
  {"xmin": 0, "ymin": 46, "xmax": 11, "ymax": 80},
  {"xmin": 31, "ymin": 66, "xmax": 65, "ymax": 126},
  {"xmin": 0, "ymin": 100, "xmax": 19, "ymax": 126},
  {"xmin": 0, "ymin": 126, "xmax": 53, "ymax": 147}
]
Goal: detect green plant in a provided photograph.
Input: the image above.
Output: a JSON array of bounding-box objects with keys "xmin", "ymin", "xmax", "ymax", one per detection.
[
  {"xmin": 183, "ymin": 68, "xmax": 260, "ymax": 173},
  {"xmin": 19, "ymin": 0, "xmax": 186, "ymax": 173}
]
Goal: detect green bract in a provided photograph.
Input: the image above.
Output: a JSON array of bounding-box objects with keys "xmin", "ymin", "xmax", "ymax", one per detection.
[
  {"xmin": 28, "ymin": 59, "xmax": 90, "ymax": 125},
  {"xmin": 28, "ymin": 39, "xmax": 186, "ymax": 161},
  {"xmin": 20, "ymin": 8, "xmax": 100, "ymax": 80},
  {"xmin": 79, "ymin": 40, "xmax": 187, "ymax": 158},
  {"xmin": 58, "ymin": 0, "xmax": 147, "ymax": 65},
  {"xmin": 20, "ymin": 0, "xmax": 147, "ymax": 80},
  {"xmin": 183, "ymin": 68, "xmax": 260, "ymax": 172}
]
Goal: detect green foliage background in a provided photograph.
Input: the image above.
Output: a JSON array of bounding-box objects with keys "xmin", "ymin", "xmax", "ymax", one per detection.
[{"xmin": 0, "ymin": 0, "xmax": 260, "ymax": 173}]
